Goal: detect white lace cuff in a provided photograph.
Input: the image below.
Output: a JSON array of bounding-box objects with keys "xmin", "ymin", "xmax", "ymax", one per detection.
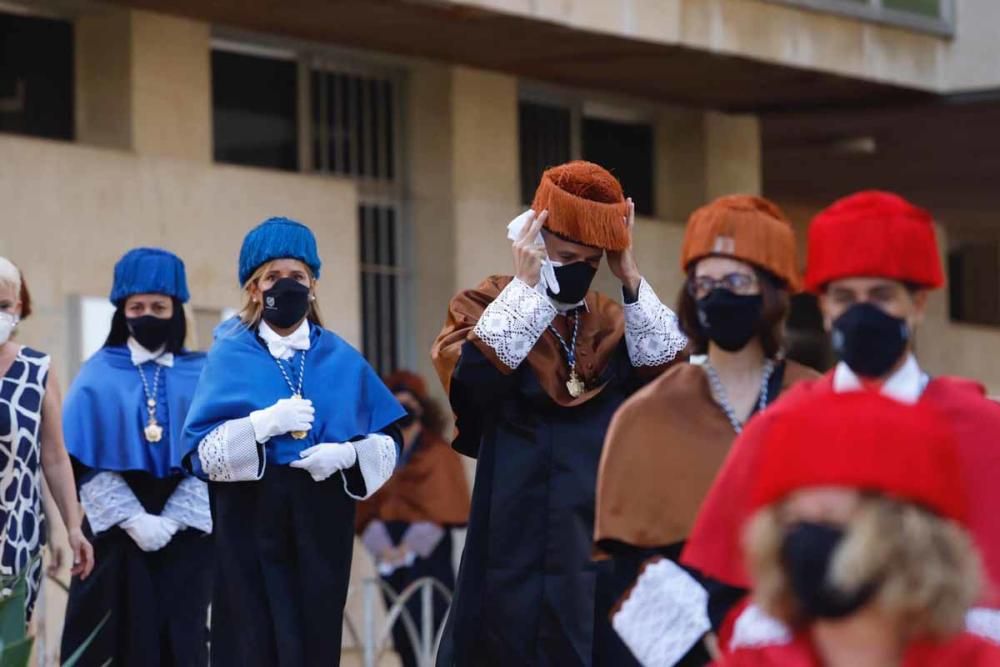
[
  {"xmin": 472, "ymin": 277, "xmax": 557, "ymax": 370},
  {"xmin": 402, "ymin": 522, "xmax": 445, "ymax": 558},
  {"xmin": 624, "ymin": 278, "xmax": 688, "ymax": 367},
  {"xmin": 197, "ymin": 418, "xmax": 265, "ymax": 482},
  {"xmin": 161, "ymin": 476, "xmax": 213, "ymax": 534},
  {"xmin": 612, "ymin": 558, "xmax": 711, "ymax": 667},
  {"xmin": 967, "ymin": 607, "xmax": 1000, "ymax": 643},
  {"xmin": 80, "ymin": 472, "xmax": 144, "ymax": 534},
  {"xmin": 730, "ymin": 604, "xmax": 792, "ymax": 650},
  {"xmin": 342, "ymin": 433, "xmax": 397, "ymax": 500}
]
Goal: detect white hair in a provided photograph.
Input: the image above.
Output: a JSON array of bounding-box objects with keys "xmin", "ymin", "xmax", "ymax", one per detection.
[{"xmin": 0, "ymin": 257, "xmax": 21, "ymax": 293}]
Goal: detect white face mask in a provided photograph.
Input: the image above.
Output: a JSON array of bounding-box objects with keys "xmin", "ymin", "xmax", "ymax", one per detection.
[{"xmin": 0, "ymin": 312, "xmax": 18, "ymax": 345}]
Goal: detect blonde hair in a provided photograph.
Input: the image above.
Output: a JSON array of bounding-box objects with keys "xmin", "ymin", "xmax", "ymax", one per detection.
[
  {"xmin": 745, "ymin": 495, "xmax": 981, "ymax": 639},
  {"xmin": 238, "ymin": 260, "xmax": 324, "ymax": 328}
]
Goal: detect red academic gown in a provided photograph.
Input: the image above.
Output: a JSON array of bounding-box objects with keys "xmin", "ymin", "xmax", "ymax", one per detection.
[
  {"xmin": 681, "ymin": 373, "xmax": 1000, "ymax": 607},
  {"xmin": 714, "ymin": 632, "xmax": 1000, "ymax": 666}
]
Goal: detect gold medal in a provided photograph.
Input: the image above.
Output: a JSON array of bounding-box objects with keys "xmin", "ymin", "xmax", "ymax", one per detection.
[
  {"xmin": 290, "ymin": 392, "xmax": 309, "ymax": 439},
  {"xmin": 144, "ymin": 419, "xmax": 163, "ymax": 443},
  {"xmin": 566, "ymin": 369, "xmax": 585, "ymax": 398}
]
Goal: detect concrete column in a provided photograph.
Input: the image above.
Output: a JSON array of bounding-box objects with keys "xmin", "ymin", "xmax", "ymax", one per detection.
[
  {"xmin": 704, "ymin": 110, "xmax": 761, "ymax": 197},
  {"xmin": 74, "ymin": 8, "xmax": 212, "ymax": 162}
]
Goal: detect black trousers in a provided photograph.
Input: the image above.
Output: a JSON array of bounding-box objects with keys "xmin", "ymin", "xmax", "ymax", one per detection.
[{"xmin": 209, "ymin": 464, "xmax": 356, "ymax": 667}]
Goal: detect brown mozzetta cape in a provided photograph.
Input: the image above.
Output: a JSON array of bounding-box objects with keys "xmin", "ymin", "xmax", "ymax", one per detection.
[
  {"xmin": 431, "ymin": 275, "xmax": 634, "ymax": 408},
  {"xmin": 355, "ymin": 429, "xmax": 471, "ymax": 532},
  {"xmin": 594, "ymin": 359, "xmax": 818, "ymax": 552}
]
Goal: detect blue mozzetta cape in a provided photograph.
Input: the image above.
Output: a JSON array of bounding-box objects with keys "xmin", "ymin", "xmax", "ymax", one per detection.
[
  {"xmin": 181, "ymin": 319, "xmax": 404, "ymax": 467},
  {"xmin": 63, "ymin": 346, "xmax": 206, "ymax": 478}
]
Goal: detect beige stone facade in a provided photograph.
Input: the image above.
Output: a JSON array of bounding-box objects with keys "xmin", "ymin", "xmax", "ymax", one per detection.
[{"xmin": 3, "ymin": 0, "xmax": 999, "ymax": 662}]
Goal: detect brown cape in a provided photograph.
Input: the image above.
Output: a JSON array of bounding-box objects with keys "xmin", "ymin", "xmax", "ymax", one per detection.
[
  {"xmin": 431, "ymin": 275, "xmax": 632, "ymax": 407},
  {"xmin": 355, "ymin": 430, "xmax": 471, "ymax": 531},
  {"xmin": 594, "ymin": 359, "xmax": 818, "ymax": 551}
]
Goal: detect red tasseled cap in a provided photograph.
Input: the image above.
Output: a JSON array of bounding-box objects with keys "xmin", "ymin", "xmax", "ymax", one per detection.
[
  {"xmin": 532, "ymin": 161, "xmax": 630, "ymax": 251},
  {"xmin": 804, "ymin": 191, "xmax": 945, "ymax": 293},
  {"xmin": 384, "ymin": 370, "xmax": 428, "ymax": 401},
  {"xmin": 752, "ymin": 391, "xmax": 967, "ymax": 524}
]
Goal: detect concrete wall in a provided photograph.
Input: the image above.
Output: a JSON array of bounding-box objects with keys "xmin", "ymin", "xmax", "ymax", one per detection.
[{"xmin": 446, "ymin": 0, "xmax": 1000, "ymax": 93}]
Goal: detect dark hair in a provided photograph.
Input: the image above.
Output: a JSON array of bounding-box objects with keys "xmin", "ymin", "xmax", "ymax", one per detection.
[
  {"xmin": 103, "ymin": 296, "xmax": 187, "ymax": 353},
  {"xmin": 18, "ymin": 271, "xmax": 32, "ymax": 320},
  {"xmin": 676, "ymin": 265, "xmax": 790, "ymax": 358},
  {"xmin": 393, "ymin": 387, "xmax": 449, "ymax": 438}
]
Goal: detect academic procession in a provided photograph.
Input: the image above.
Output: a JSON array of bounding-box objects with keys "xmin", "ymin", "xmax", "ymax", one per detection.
[{"xmin": 5, "ymin": 1, "xmax": 1000, "ymax": 666}]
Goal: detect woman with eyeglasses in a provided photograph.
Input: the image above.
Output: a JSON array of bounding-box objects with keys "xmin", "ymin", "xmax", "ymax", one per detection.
[{"xmin": 594, "ymin": 196, "xmax": 818, "ymax": 666}]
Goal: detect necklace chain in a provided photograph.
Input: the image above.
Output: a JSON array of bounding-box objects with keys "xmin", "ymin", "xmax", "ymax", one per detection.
[
  {"xmin": 136, "ymin": 363, "xmax": 163, "ymax": 422},
  {"xmin": 274, "ymin": 350, "xmax": 307, "ymax": 397},
  {"xmin": 547, "ymin": 312, "xmax": 581, "ymax": 369},
  {"xmin": 703, "ymin": 358, "xmax": 776, "ymax": 433}
]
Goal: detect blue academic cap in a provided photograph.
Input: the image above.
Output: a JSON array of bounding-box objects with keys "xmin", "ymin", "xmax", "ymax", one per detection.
[
  {"xmin": 238, "ymin": 217, "xmax": 322, "ymax": 286},
  {"xmin": 110, "ymin": 247, "xmax": 190, "ymax": 304}
]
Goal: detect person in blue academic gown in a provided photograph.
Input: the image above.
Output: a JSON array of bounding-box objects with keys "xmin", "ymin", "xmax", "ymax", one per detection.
[
  {"xmin": 61, "ymin": 248, "xmax": 213, "ymax": 667},
  {"xmin": 181, "ymin": 217, "xmax": 406, "ymax": 667}
]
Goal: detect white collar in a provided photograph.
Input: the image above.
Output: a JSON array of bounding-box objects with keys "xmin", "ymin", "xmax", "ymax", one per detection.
[
  {"xmin": 127, "ymin": 338, "xmax": 174, "ymax": 367},
  {"xmin": 258, "ymin": 319, "xmax": 311, "ymax": 360},
  {"xmin": 832, "ymin": 354, "xmax": 927, "ymax": 405}
]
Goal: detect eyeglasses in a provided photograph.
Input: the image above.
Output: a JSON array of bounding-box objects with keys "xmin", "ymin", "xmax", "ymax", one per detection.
[{"xmin": 688, "ymin": 273, "xmax": 758, "ymax": 299}]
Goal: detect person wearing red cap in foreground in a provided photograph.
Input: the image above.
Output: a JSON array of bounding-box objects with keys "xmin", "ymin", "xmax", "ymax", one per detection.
[
  {"xmin": 681, "ymin": 191, "xmax": 1000, "ymax": 650},
  {"xmin": 711, "ymin": 390, "xmax": 1000, "ymax": 666},
  {"xmin": 431, "ymin": 161, "xmax": 687, "ymax": 665}
]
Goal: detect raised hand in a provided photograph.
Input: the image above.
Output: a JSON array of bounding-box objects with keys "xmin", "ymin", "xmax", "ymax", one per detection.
[
  {"xmin": 512, "ymin": 210, "xmax": 549, "ymax": 287},
  {"xmin": 607, "ymin": 198, "xmax": 641, "ymax": 296}
]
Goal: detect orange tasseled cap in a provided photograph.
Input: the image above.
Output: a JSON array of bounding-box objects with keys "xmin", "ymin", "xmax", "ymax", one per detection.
[
  {"xmin": 681, "ymin": 195, "xmax": 801, "ymax": 290},
  {"xmin": 531, "ymin": 161, "xmax": 630, "ymax": 252}
]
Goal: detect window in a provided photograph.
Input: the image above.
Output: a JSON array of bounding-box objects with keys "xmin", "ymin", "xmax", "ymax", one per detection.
[
  {"xmin": 764, "ymin": 0, "xmax": 953, "ymax": 34},
  {"xmin": 212, "ymin": 48, "xmax": 298, "ymax": 171},
  {"xmin": 948, "ymin": 241, "xmax": 1000, "ymax": 326},
  {"xmin": 0, "ymin": 10, "xmax": 73, "ymax": 140},
  {"xmin": 210, "ymin": 41, "xmax": 408, "ymax": 375},
  {"xmin": 518, "ymin": 97, "xmax": 655, "ymax": 216}
]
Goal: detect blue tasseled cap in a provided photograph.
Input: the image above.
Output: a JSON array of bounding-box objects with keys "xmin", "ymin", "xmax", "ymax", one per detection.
[
  {"xmin": 238, "ymin": 217, "xmax": 322, "ymax": 286},
  {"xmin": 109, "ymin": 248, "xmax": 190, "ymax": 304}
]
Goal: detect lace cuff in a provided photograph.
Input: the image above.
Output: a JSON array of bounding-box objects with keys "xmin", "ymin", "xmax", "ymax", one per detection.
[
  {"xmin": 161, "ymin": 477, "xmax": 213, "ymax": 534},
  {"xmin": 730, "ymin": 604, "xmax": 792, "ymax": 650},
  {"xmin": 342, "ymin": 434, "xmax": 397, "ymax": 500},
  {"xmin": 612, "ymin": 557, "xmax": 711, "ymax": 667},
  {"xmin": 197, "ymin": 418, "xmax": 265, "ymax": 482},
  {"xmin": 967, "ymin": 608, "xmax": 1000, "ymax": 643},
  {"xmin": 472, "ymin": 278, "xmax": 557, "ymax": 370},
  {"xmin": 401, "ymin": 522, "xmax": 445, "ymax": 558},
  {"xmin": 80, "ymin": 472, "xmax": 144, "ymax": 534},
  {"xmin": 624, "ymin": 278, "xmax": 688, "ymax": 367}
]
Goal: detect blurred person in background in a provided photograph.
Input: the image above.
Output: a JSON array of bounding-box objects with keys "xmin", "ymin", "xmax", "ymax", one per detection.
[
  {"xmin": 61, "ymin": 248, "xmax": 212, "ymax": 666},
  {"xmin": 356, "ymin": 369, "xmax": 471, "ymax": 667},
  {"xmin": 432, "ymin": 161, "xmax": 688, "ymax": 665},
  {"xmin": 0, "ymin": 257, "xmax": 93, "ymax": 622},
  {"xmin": 715, "ymin": 390, "xmax": 1000, "ymax": 666},
  {"xmin": 683, "ymin": 191, "xmax": 1000, "ymax": 649},
  {"xmin": 597, "ymin": 195, "xmax": 818, "ymax": 667}
]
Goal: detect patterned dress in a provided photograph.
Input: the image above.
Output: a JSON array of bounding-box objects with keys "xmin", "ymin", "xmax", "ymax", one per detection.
[{"xmin": 0, "ymin": 346, "xmax": 49, "ymax": 617}]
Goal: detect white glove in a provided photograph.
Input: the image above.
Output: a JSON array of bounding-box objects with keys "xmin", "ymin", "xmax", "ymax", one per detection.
[
  {"xmin": 120, "ymin": 513, "xmax": 179, "ymax": 552},
  {"xmin": 289, "ymin": 442, "xmax": 358, "ymax": 482},
  {"xmin": 507, "ymin": 209, "xmax": 560, "ymax": 296},
  {"xmin": 250, "ymin": 397, "xmax": 315, "ymax": 442}
]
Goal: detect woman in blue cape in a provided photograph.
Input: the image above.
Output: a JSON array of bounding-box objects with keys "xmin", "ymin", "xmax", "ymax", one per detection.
[
  {"xmin": 182, "ymin": 217, "xmax": 405, "ymax": 667},
  {"xmin": 61, "ymin": 248, "xmax": 213, "ymax": 667}
]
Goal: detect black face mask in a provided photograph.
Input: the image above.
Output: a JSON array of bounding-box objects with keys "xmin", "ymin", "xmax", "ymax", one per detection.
[
  {"xmin": 127, "ymin": 315, "xmax": 172, "ymax": 351},
  {"xmin": 696, "ymin": 289, "xmax": 763, "ymax": 352},
  {"xmin": 781, "ymin": 522, "xmax": 880, "ymax": 620},
  {"xmin": 398, "ymin": 408, "xmax": 421, "ymax": 429},
  {"xmin": 548, "ymin": 261, "xmax": 598, "ymax": 305},
  {"xmin": 262, "ymin": 278, "xmax": 311, "ymax": 329},
  {"xmin": 831, "ymin": 303, "xmax": 910, "ymax": 378}
]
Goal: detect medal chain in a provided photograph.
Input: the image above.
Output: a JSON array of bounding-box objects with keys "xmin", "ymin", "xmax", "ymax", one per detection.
[
  {"xmin": 274, "ymin": 350, "xmax": 307, "ymax": 398},
  {"xmin": 703, "ymin": 358, "xmax": 775, "ymax": 434},
  {"xmin": 137, "ymin": 363, "xmax": 163, "ymax": 427}
]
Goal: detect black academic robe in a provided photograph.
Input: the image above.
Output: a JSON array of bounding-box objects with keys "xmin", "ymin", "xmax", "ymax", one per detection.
[
  {"xmin": 61, "ymin": 469, "xmax": 213, "ymax": 667},
  {"xmin": 436, "ymin": 341, "xmax": 647, "ymax": 666}
]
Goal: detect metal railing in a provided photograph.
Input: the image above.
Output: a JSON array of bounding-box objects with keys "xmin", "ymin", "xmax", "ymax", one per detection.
[{"xmin": 343, "ymin": 577, "xmax": 452, "ymax": 667}]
